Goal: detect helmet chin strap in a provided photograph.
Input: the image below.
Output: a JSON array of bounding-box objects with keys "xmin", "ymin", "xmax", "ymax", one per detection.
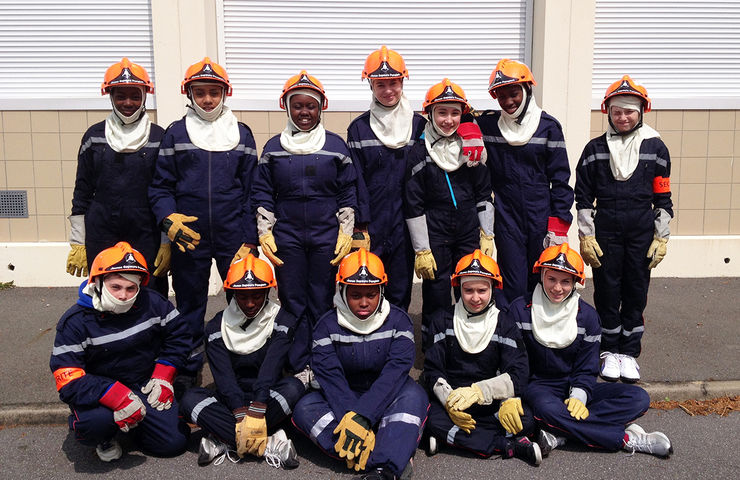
[
  {"xmin": 111, "ymin": 95, "xmax": 146, "ymax": 125},
  {"xmin": 514, "ymin": 84, "xmax": 531, "ymax": 125}
]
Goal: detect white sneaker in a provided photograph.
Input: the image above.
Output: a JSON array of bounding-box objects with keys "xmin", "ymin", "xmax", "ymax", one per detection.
[
  {"xmin": 619, "ymin": 355, "xmax": 640, "ymax": 383},
  {"xmin": 599, "ymin": 352, "xmax": 620, "ymax": 382},
  {"xmin": 264, "ymin": 429, "xmax": 299, "ymax": 469},
  {"xmin": 623, "ymin": 423, "xmax": 673, "ymax": 458},
  {"xmin": 537, "ymin": 429, "xmax": 566, "ymax": 457},
  {"xmin": 197, "ymin": 436, "xmax": 239, "ymax": 466},
  {"xmin": 426, "ymin": 435, "xmax": 438, "ymax": 456},
  {"xmin": 95, "ymin": 439, "xmax": 122, "ymax": 462}
]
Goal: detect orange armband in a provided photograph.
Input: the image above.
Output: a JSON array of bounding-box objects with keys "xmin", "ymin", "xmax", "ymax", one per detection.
[
  {"xmin": 53, "ymin": 367, "xmax": 86, "ymax": 391},
  {"xmin": 653, "ymin": 176, "xmax": 670, "ymax": 193}
]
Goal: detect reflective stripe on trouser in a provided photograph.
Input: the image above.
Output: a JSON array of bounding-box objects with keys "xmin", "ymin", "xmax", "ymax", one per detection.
[
  {"xmin": 179, "ymin": 378, "xmax": 304, "ymax": 449},
  {"xmin": 592, "ymin": 224, "xmax": 652, "ymax": 357},
  {"xmin": 171, "ymin": 245, "xmax": 236, "ymax": 375},
  {"xmin": 425, "ymin": 398, "xmax": 536, "ymax": 457},
  {"xmin": 292, "ymin": 378, "xmax": 429, "ymax": 477},
  {"xmin": 527, "ymin": 379, "xmax": 650, "ymax": 451},
  {"xmin": 68, "ymin": 389, "xmax": 189, "ymax": 457}
]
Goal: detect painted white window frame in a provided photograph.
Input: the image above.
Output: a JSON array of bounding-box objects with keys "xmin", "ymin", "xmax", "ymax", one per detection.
[{"xmin": 217, "ymin": 0, "xmax": 533, "ymax": 111}]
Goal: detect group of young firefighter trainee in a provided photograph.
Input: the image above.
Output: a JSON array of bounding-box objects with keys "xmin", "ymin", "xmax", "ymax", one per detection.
[{"xmin": 50, "ymin": 46, "xmax": 675, "ymax": 479}]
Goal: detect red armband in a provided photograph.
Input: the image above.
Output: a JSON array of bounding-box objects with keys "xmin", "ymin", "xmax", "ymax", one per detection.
[
  {"xmin": 53, "ymin": 367, "xmax": 85, "ymax": 391},
  {"xmin": 653, "ymin": 176, "xmax": 670, "ymax": 193}
]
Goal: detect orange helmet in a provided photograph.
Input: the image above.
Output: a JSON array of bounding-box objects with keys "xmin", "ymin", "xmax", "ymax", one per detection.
[
  {"xmin": 181, "ymin": 57, "xmax": 232, "ymax": 96},
  {"xmin": 601, "ymin": 75, "xmax": 651, "ymax": 114},
  {"xmin": 362, "ymin": 46, "xmax": 409, "ymax": 80},
  {"xmin": 533, "ymin": 243, "xmax": 585, "ymax": 285},
  {"xmin": 336, "ymin": 248, "xmax": 387, "ymax": 286},
  {"xmin": 451, "ymin": 250, "xmax": 503, "ymax": 289},
  {"xmin": 279, "ymin": 70, "xmax": 328, "ymax": 110},
  {"xmin": 89, "ymin": 241, "xmax": 149, "ymax": 286},
  {"xmin": 422, "ymin": 78, "xmax": 470, "ymax": 115},
  {"xmin": 101, "ymin": 57, "xmax": 154, "ymax": 96},
  {"xmin": 224, "ymin": 254, "xmax": 276, "ymax": 290},
  {"xmin": 487, "ymin": 59, "xmax": 536, "ymax": 98}
]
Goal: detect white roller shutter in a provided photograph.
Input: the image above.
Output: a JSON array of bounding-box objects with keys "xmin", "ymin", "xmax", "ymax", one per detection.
[
  {"xmin": 0, "ymin": 0, "xmax": 154, "ymax": 110},
  {"xmin": 593, "ymin": 0, "xmax": 740, "ymax": 109},
  {"xmin": 219, "ymin": 0, "xmax": 531, "ymax": 111}
]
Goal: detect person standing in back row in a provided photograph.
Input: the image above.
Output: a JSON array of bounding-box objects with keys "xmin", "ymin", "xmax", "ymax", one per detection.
[
  {"xmin": 472, "ymin": 59, "xmax": 574, "ymax": 305},
  {"xmin": 149, "ymin": 57, "xmax": 259, "ymax": 388},
  {"xmin": 67, "ymin": 58, "xmax": 169, "ymax": 295},
  {"xmin": 576, "ymin": 75, "xmax": 673, "ymax": 383},
  {"xmin": 347, "ymin": 45, "xmax": 427, "ymax": 310}
]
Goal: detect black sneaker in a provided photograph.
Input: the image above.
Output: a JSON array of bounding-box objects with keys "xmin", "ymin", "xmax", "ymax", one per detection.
[
  {"xmin": 504, "ymin": 436, "xmax": 542, "ymax": 466},
  {"xmin": 353, "ymin": 467, "xmax": 396, "ymax": 480}
]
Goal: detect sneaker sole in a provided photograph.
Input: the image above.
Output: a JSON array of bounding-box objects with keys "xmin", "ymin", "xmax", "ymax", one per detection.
[
  {"xmin": 600, "ymin": 373, "xmax": 620, "ymax": 382},
  {"xmin": 620, "ymin": 376, "xmax": 640, "ymax": 384}
]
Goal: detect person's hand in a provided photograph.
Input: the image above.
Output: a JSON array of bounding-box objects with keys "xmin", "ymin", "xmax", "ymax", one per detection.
[
  {"xmin": 498, "ymin": 398, "xmax": 524, "ymax": 434},
  {"xmin": 259, "ymin": 232, "xmax": 284, "ymax": 266},
  {"xmin": 457, "ymin": 122, "xmax": 487, "ymax": 166},
  {"xmin": 66, "ymin": 244, "xmax": 88, "ymax": 277},
  {"xmin": 647, "ymin": 236, "xmax": 668, "ymax": 269},
  {"xmin": 447, "ymin": 384, "xmax": 484, "ymax": 411},
  {"xmin": 330, "ymin": 230, "xmax": 353, "ymax": 266},
  {"xmin": 153, "ymin": 243, "xmax": 171, "ymax": 277},
  {"xmin": 162, "ymin": 213, "xmax": 200, "ymax": 252},
  {"xmin": 579, "ymin": 235, "xmax": 603, "ymax": 268},
  {"xmin": 141, "ymin": 363, "xmax": 176, "ymax": 411},
  {"xmin": 99, "ymin": 381, "xmax": 147, "ymax": 432},
  {"xmin": 444, "ymin": 402, "xmax": 476, "ymax": 433},
  {"xmin": 414, "ymin": 250, "xmax": 437, "ymax": 280},
  {"xmin": 564, "ymin": 397, "xmax": 589, "ymax": 420}
]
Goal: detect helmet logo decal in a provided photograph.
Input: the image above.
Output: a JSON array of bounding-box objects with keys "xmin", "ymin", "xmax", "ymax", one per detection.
[
  {"xmin": 124, "ymin": 253, "xmax": 136, "ymax": 264},
  {"xmin": 470, "ymin": 259, "xmax": 481, "ymax": 270},
  {"xmin": 245, "ymin": 271, "xmax": 254, "ymax": 281},
  {"xmin": 121, "ymin": 69, "xmax": 132, "ymax": 81},
  {"xmin": 204, "ymin": 65, "xmax": 212, "ymax": 73},
  {"xmin": 358, "ymin": 266, "xmax": 370, "ymax": 279},
  {"xmin": 380, "ymin": 62, "xmax": 389, "ymax": 72}
]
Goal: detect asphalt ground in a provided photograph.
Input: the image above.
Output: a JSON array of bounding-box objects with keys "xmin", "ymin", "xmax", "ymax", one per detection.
[
  {"xmin": 1, "ymin": 409, "xmax": 738, "ymax": 479},
  {"xmin": 0, "ymin": 277, "xmax": 738, "ymax": 421}
]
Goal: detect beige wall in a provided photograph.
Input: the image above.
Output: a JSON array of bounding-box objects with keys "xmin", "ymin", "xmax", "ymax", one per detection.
[
  {"xmin": 589, "ymin": 109, "xmax": 740, "ymax": 235},
  {"xmin": 2, "ymin": 108, "xmax": 739, "ymax": 243}
]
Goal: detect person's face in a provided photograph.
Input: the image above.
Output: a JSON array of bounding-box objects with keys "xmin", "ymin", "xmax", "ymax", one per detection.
[
  {"xmin": 191, "ymin": 84, "xmax": 224, "ymax": 111},
  {"xmin": 345, "ymin": 285, "xmax": 381, "ymax": 320},
  {"xmin": 609, "ymin": 104, "xmax": 640, "ymax": 133},
  {"xmin": 234, "ymin": 289, "xmax": 268, "ymax": 318},
  {"xmin": 288, "ymin": 94, "xmax": 321, "ymax": 130},
  {"xmin": 495, "ymin": 84, "xmax": 524, "ymax": 115},
  {"xmin": 461, "ymin": 279, "xmax": 492, "ymax": 314},
  {"xmin": 432, "ymin": 104, "xmax": 462, "ymax": 135},
  {"xmin": 111, "ymin": 86, "xmax": 144, "ymax": 117},
  {"xmin": 541, "ymin": 268, "xmax": 575, "ymax": 304},
  {"xmin": 103, "ymin": 274, "xmax": 139, "ymax": 301},
  {"xmin": 371, "ymin": 78, "xmax": 403, "ymax": 107}
]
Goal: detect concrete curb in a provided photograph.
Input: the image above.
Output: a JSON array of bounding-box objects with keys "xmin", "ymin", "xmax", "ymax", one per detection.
[{"xmin": 1, "ymin": 380, "xmax": 739, "ymax": 427}]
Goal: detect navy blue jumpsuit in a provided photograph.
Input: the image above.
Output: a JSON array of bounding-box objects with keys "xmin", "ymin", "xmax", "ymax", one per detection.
[
  {"xmin": 404, "ymin": 140, "xmax": 492, "ymax": 350},
  {"xmin": 575, "ymin": 135, "xmax": 673, "ymax": 357},
  {"xmin": 475, "ymin": 112, "xmax": 574, "ymax": 303},
  {"xmin": 251, "ymin": 132, "xmax": 358, "ymax": 372},
  {"xmin": 180, "ymin": 306, "xmax": 305, "ymax": 447},
  {"xmin": 71, "ymin": 121, "xmax": 167, "ymax": 293},
  {"xmin": 50, "ymin": 282, "xmax": 190, "ymax": 456},
  {"xmin": 422, "ymin": 303, "xmax": 534, "ymax": 456},
  {"xmin": 511, "ymin": 294, "xmax": 650, "ymax": 450},
  {"xmin": 347, "ymin": 112, "xmax": 426, "ymax": 310},
  {"xmin": 292, "ymin": 304, "xmax": 429, "ymax": 477},
  {"xmin": 149, "ymin": 118, "xmax": 258, "ymax": 373}
]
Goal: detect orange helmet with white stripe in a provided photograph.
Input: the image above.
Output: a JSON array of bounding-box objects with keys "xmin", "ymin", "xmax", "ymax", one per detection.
[
  {"xmin": 533, "ymin": 243, "xmax": 585, "ymax": 285},
  {"xmin": 362, "ymin": 46, "xmax": 409, "ymax": 80},
  {"xmin": 101, "ymin": 57, "xmax": 154, "ymax": 95},
  {"xmin": 451, "ymin": 250, "xmax": 503, "ymax": 289}
]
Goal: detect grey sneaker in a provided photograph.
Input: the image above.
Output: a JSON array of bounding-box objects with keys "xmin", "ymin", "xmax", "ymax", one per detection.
[
  {"xmin": 95, "ymin": 439, "xmax": 122, "ymax": 462},
  {"xmin": 623, "ymin": 423, "xmax": 673, "ymax": 458},
  {"xmin": 264, "ymin": 429, "xmax": 299, "ymax": 469},
  {"xmin": 537, "ymin": 429, "xmax": 566, "ymax": 457},
  {"xmin": 197, "ymin": 436, "xmax": 239, "ymax": 466},
  {"xmin": 294, "ymin": 365, "xmax": 314, "ymax": 389},
  {"xmin": 426, "ymin": 435, "xmax": 438, "ymax": 456}
]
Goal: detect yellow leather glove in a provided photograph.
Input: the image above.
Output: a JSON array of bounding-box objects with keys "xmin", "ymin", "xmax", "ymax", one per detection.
[
  {"xmin": 564, "ymin": 397, "xmax": 589, "ymax": 420},
  {"xmin": 231, "ymin": 243, "xmax": 255, "ymax": 265},
  {"xmin": 259, "ymin": 231, "xmax": 284, "ymax": 267},
  {"xmin": 162, "ymin": 213, "xmax": 201, "ymax": 253},
  {"xmin": 414, "ymin": 249, "xmax": 437, "ymax": 280},
  {"xmin": 330, "ymin": 230, "xmax": 353, "ymax": 266},
  {"xmin": 152, "ymin": 243, "xmax": 171, "ymax": 277},
  {"xmin": 444, "ymin": 402, "xmax": 476, "ymax": 434},
  {"xmin": 579, "ymin": 235, "xmax": 603, "ymax": 268},
  {"xmin": 479, "ymin": 229, "xmax": 494, "ymax": 257},
  {"xmin": 647, "ymin": 236, "xmax": 668, "ymax": 269},
  {"xmin": 235, "ymin": 402, "xmax": 268, "ymax": 457},
  {"xmin": 498, "ymin": 398, "xmax": 524, "ymax": 435},
  {"xmin": 66, "ymin": 244, "xmax": 88, "ymax": 277},
  {"xmin": 447, "ymin": 384, "xmax": 484, "ymax": 411},
  {"xmin": 351, "ymin": 231, "xmax": 371, "ymax": 252},
  {"xmin": 333, "ymin": 412, "xmax": 375, "ymax": 471}
]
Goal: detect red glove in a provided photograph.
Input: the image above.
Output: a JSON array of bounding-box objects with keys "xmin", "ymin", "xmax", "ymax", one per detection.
[
  {"xmin": 99, "ymin": 381, "xmax": 147, "ymax": 432},
  {"xmin": 457, "ymin": 122, "xmax": 487, "ymax": 166},
  {"xmin": 141, "ymin": 363, "xmax": 176, "ymax": 411}
]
